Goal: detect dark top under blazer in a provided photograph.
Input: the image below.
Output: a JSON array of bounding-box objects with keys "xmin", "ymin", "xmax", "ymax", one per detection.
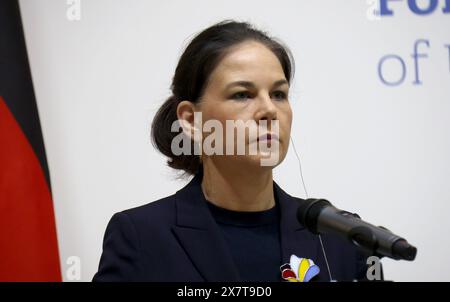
[{"xmin": 93, "ymin": 172, "xmax": 369, "ymax": 282}]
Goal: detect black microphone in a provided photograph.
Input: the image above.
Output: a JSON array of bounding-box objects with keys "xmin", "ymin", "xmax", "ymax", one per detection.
[{"xmin": 296, "ymin": 198, "xmax": 417, "ymax": 261}]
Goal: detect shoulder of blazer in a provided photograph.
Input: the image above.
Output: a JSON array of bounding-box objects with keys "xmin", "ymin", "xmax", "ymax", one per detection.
[
  {"xmin": 118, "ymin": 194, "xmax": 177, "ymax": 230},
  {"xmin": 116, "ymin": 174, "xmax": 203, "ymax": 230}
]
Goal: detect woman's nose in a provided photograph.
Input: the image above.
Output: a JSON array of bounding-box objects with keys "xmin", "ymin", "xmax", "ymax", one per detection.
[{"xmin": 255, "ymin": 93, "xmax": 277, "ymax": 121}]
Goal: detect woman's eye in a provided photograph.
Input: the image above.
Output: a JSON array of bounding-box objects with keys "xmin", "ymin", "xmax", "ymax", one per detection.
[
  {"xmin": 272, "ymin": 91, "xmax": 287, "ymax": 101},
  {"xmin": 232, "ymin": 91, "xmax": 251, "ymax": 100}
]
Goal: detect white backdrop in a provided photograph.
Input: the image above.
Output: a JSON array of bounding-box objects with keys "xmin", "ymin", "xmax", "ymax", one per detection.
[{"xmin": 19, "ymin": 0, "xmax": 450, "ymax": 281}]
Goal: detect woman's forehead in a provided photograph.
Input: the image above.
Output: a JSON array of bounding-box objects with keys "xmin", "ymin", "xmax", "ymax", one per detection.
[{"xmin": 208, "ymin": 42, "xmax": 286, "ymax": 87}]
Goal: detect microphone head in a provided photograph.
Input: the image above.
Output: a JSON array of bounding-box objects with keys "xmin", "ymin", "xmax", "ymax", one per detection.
[
  {"xmin": 392, "ymin": 239, "xmax": 417, "ymax": 261},
  {"xmin": 297, "ymin": 198, "xmax": 331, "ymax": 234}
]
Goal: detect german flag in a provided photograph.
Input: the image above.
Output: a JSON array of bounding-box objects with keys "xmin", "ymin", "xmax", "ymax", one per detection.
[{"xmin": 0, "ymin": 1, "xmax": 61, "ymax": 281}]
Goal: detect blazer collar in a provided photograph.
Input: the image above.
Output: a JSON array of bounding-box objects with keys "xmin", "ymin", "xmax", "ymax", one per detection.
[{"xmin": 172, "ymin": 170, "xmax": 319, "ymax": 281}]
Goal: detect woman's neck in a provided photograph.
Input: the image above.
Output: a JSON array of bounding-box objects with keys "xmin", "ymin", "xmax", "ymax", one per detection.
[{"xmin": 201, "ymin": 159, "xmax": 275, "ymax": 212}]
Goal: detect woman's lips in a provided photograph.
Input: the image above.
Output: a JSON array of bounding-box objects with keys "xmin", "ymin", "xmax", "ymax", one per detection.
[{"xmin": 256, "ymin": 133, "xmax": 279, "ymax": 142}]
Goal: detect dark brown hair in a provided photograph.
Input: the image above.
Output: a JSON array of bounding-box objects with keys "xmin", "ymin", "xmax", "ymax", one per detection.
[{"xmin": 151, "ymin": 20, "xmax": 295, "ymax": 176}]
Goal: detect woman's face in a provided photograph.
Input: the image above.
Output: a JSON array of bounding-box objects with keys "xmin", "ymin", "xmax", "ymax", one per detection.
[{"xmin": 197, "ymin": 40, "xmax": 292, "ymax": 170}]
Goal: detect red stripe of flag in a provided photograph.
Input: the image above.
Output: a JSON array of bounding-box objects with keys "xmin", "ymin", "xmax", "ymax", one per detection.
[{"xmin": 0, "ymin": 96, "xmax": 61, "ymax": 281}]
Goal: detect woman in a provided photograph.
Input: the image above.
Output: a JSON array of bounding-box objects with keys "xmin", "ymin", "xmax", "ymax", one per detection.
[{"xmin": 93, "ymin": 20, "xmax": 368, "ymax": 282}]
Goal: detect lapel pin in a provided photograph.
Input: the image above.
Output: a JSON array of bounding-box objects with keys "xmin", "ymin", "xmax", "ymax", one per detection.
[{"xmin": 280, "ymin": 254, "xmax": 320, "ymax": 282}]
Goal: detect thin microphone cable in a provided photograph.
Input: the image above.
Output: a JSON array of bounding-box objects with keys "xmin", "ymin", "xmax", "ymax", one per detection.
[{"xmin": 290, "ymin": 136, "xmax": 334, "ymax": 281}]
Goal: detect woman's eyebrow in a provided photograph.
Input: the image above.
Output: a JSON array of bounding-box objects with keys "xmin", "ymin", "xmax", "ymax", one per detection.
[
  {"xmin": 272, "ymin": 79, "xmax": 289, "ymax": 88},
  {"xmin": 225, "ymin": 79, "xmax": 289, "ymax": 90}
]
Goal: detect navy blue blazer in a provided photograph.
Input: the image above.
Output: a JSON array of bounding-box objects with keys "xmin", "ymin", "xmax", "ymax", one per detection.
[{"xmin": 93, "ymin": 172, "xmax": 369, "ymax": 282}]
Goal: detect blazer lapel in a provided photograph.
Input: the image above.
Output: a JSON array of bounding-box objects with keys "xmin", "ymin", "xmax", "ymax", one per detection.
[
  {"xmin": 172, "ymin": 172, "xmax": 241, "ymax": 282},
  {"xmin": 275, "ymin": 182, "xmax": 321, "ymax": 269}
]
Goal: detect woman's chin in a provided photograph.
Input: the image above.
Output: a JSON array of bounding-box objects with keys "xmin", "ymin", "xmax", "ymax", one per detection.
[{"xmin": 235, "ymin": 152, "xmax": 283, "ymax": 169}]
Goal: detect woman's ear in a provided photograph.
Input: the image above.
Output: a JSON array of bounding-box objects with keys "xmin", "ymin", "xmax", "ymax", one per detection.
[{"xmin": 176, "ymin": 100, "xmax": 200, "ymax": 142}]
